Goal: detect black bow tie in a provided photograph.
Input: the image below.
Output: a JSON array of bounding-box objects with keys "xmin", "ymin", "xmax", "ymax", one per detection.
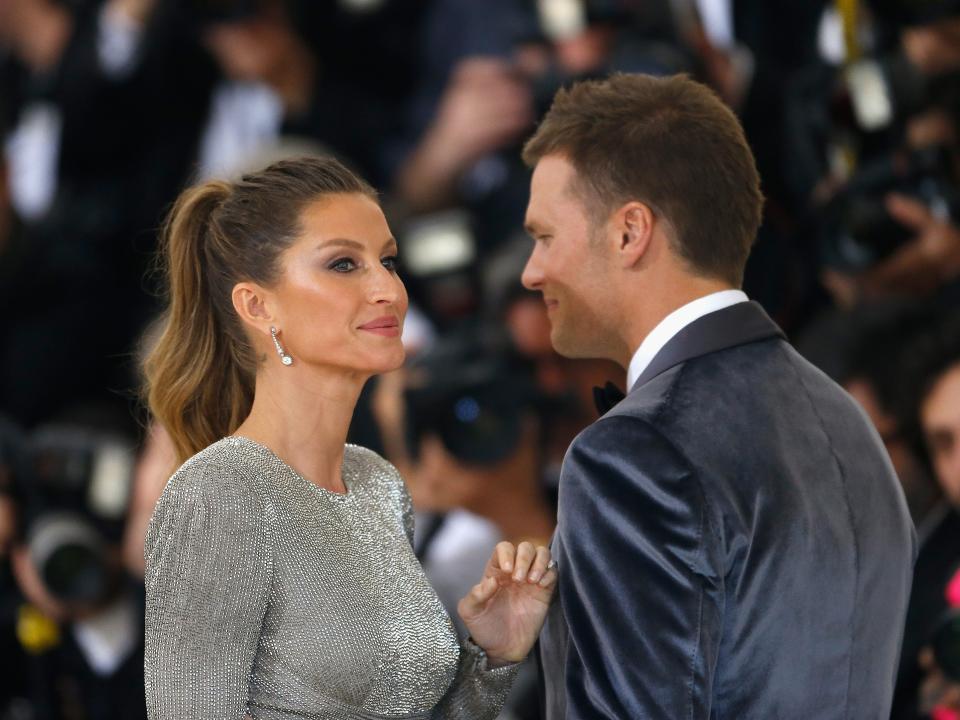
[{"xmin": 593, "ymin": 382, "xmax": 626, "ymax": 415}]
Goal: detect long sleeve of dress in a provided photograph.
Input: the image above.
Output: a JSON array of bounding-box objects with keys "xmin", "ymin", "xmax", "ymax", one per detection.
[
  {"xmin": 384, "ymin": 462, "xmax": 520, "ymax": 719},
  {"xmin": 143, "ymin": 458, "xmax": 273, "ymax": 720},
  {"xmin": 430, "ymin": 638, "xmax": 518, "ymax": 720}
]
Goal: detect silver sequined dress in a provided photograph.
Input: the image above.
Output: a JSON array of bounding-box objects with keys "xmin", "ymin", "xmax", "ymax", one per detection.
[{"xmin": 144, "ymin": 436, "xmax": 517, "ymax": 719}]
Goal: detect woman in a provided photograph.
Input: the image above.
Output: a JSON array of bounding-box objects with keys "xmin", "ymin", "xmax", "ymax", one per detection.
[{"xmin": 142, "ymin": 156, "xmax": 556, "ymax": 719}]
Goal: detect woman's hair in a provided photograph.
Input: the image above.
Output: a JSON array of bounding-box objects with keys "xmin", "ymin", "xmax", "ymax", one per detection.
[{"xmin": 143, "ymin": 156, "xmax": 376, "ymax": 465}]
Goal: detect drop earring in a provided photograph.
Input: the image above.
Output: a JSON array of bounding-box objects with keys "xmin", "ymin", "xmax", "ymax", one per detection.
[{"xmin": 270, "ymin": 326, "xmax": 293, "ymax": 366}]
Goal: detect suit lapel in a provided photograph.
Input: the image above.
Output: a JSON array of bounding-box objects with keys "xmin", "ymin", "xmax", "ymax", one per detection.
[{"xmin": 631, "ymin": 301, "xmax": 786, "ymax": 391}]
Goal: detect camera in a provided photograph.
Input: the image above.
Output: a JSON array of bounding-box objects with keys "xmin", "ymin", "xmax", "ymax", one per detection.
[
  {"xmin": 7, "ymin": 423, "xmax": 135, "ymax": 607},
  {"xmin": 404, "ymin": 331, "xmax": 539, "ymax": 467},
  {"xmin": 820, "ymin": 144, "xmax": 960, "ymax": 271}
]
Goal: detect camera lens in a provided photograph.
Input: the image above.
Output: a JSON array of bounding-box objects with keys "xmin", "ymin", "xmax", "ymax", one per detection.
[
  {"xmin": 43, "ymin": 544, "xmax": 108, "ymax": 604},
  {"xmin": 28, "ymin": 512, "xmax": 110, "ymax": 605},
  {"xmin": 438, "ymin": 392, "xmax": 522, "ymax": 466}
]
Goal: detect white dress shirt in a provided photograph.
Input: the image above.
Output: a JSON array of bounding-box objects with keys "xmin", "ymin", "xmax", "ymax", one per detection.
[{"xmin": 626, "ymin": 289, "xmax": 749, "ymax": 390}]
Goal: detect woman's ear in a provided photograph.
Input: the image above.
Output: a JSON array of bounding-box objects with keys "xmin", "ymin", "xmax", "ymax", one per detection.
[{"xmin": 232, "ymin": 282, "xmax": 276, "ymax": 339}]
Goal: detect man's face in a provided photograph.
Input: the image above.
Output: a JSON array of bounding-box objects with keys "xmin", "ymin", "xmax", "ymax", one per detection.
[
  {"xmin": 521, "ymin": 155, "xmax": 618, "ymax": 360},
  {"xmin": 921, "ymin": 362, "xmax": 960, "ymax": 505}
]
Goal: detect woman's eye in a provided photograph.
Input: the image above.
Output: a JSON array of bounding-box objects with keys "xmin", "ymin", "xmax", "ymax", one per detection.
[
  {"xmin": 381, "ymin": 255, "xmax": 399, "ymax": 272},
  {"xmin": 330, "ymin": 258, "xmax": 357, "ymax": 272}
]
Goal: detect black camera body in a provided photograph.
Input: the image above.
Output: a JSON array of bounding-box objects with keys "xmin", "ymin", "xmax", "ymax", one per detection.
[
  {"xmin": 820, "ymin": 144, "xmax": 960, "ymax": 271},
  {"xmin": 9, "ymin": 424, "xmax": 134, "ymax": 607},
  {"xmin": 404, "ymin": 332, "xmax": 539, "ymax": 467}
]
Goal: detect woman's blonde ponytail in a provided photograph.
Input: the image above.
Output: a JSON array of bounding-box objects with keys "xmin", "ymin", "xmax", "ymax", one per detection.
[{"xmin": 144, "ymin": 181, "xmax": 253, "ymax": 465}]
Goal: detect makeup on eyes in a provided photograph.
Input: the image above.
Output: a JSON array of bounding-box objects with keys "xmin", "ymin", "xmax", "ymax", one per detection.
[
  {"xmin": 324, "ymin": 254, "xmax": 400, "ymax": 273},
  {"xmin": 316, "ymin": 238, "xmax": 398, "ymax": 271},
  {"xmin": 328, "ymin": 257, "xmax": 357, "ymax": 272}
]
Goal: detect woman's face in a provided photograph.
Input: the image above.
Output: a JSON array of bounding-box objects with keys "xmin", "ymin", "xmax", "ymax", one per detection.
[{"xmin": 269, "ymin": 193, "xmax": 408, "ymax": 377}]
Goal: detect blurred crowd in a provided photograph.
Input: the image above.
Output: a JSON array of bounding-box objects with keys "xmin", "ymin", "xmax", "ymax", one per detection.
[{"xmin": 0, "ymin": 0, "xmax": 959, "ymax": 717}]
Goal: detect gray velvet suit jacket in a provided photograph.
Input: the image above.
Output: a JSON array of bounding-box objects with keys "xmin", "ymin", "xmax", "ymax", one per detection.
[{"xmin": 539, "ymin": 301, "xmax": 916, "ymax": 719}]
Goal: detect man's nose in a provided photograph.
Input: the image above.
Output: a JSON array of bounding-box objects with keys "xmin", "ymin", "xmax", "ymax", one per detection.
[{"xmin": 521, "ymin": 246, "xmax": 544, "ymax": 291}]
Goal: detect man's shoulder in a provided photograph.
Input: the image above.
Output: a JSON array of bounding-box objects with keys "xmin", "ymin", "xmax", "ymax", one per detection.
[
  {"xmin": 569, "ymin": 362, "xmax": 698, "ymax": 469},
  {"xmin": 565, "ymin": 397, "xmax": 696, "ymax": 492}
]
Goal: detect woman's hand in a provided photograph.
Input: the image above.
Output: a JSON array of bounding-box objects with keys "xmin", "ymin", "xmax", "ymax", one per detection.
[{"xmin": 457, "ymin": 541, "xmax": 557, "ymax": 666}]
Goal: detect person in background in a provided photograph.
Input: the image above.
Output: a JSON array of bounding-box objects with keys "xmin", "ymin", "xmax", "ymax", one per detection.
[
  {"xmin": 894, "ymin": 313, "xmax": 960, "ymax": 719},
  {"xmin": 2, "ymin": 411, "xmax": 145, "ymax": 720}
]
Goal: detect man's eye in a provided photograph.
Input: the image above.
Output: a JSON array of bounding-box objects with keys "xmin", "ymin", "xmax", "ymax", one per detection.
[
  {"xmin": 330, "ymin": 258, "xmax": 357, "ymax": 272},
  {"xmin": 381, "ymin": 255, "xmax": 399, "ymax": 272}
]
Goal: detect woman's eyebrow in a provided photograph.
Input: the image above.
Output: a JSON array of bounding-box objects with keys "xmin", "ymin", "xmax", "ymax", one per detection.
[
  {"xmin": 317, "ymin": 238, "xmax": 366, "ymax": 251},
  {"xmin": 316, "ymin": 237, "xmax": 398, "ymax": 251}
]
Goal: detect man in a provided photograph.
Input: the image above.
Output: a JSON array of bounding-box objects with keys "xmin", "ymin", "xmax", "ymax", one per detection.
[{"xmin": 521, "ymin": 73, "xmax": 916, "ymax": 718}]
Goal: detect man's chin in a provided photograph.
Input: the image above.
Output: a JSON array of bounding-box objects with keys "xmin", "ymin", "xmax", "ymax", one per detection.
[{"xmin": 550, "ymin": 326, "xmax": 601, "ymax": 360}]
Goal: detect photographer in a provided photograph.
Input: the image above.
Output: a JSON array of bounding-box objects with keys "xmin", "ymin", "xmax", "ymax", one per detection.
[
  {"xmin": 0, "ymin": 0, "xmax": 214, "ymax": 429},
  {"xmin": 888, "ymin": 313, "xmax": 960, "ymax": 719},
  {"xmin": 824, "ymin": 193, "xmax": 960, "ymax": 304},
  {"xmin": 3, "ymin": 416, "xmax": 145, "ymax": 720},
  {"xmin": 392, "ymin": 0, "xmax": 692, "ymax": 256},
  {"xmin": 193, "ymin": 0, "xmax": 426, "ymax": 186},
  {"xmin": 776, "ymin": 2, "xmax": 960, "ymax": 317}
]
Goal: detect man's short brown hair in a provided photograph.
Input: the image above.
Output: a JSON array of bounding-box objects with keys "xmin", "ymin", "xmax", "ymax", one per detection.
[{"xmin": 523, "ymin": 73, "xmax": 763, "ymax": 286}]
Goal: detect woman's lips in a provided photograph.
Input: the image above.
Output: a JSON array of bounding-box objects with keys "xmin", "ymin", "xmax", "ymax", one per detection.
[{"xmin": 359, "ymin": 316, "xmax": 400, "ymax": 337}]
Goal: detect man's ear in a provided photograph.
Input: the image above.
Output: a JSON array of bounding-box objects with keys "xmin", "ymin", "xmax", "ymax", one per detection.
[
  {"xmin": 232, "ymin": 281, "xmax": 276, "ymax": 340},
  {"xmin": 614, "ymin": 201, "xmax": 656, "ymax": 269}
]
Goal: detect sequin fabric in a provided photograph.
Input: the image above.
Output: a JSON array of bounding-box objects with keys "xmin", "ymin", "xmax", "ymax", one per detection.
[{"xmin": 144, "ymin": 436, "xmax": 517, "ymax": 719}]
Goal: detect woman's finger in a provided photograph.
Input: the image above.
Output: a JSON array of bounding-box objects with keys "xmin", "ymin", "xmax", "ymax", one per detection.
[
  {"xmin": 473, "ymin": 576, "xmax": 498, "ymax": 603},
  {"xmin": 460, "ymin": 576, "xmax": 498, "ymax": 616},
  {"xmin": 511, "ymin": 541, "xmax": 536, "ymax": 582},
  {"xmin": 527, "ymin": 545, "xmax": 551, "ymax": 583},
  {"xmin": 539, "ymin": 562, "xmax": 558, "ymax": 588},
  {"xmin": 494, "ymin": 541, "xmax": 515, "ymax": 574}
]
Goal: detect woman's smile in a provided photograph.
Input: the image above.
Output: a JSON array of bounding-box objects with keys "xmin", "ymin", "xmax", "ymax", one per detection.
[{"xmin": 358, "ymin": 314, "xmax": 401, "ymax": 337}]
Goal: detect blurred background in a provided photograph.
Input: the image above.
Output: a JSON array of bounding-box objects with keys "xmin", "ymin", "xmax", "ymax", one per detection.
[{"xmin": 1, "ymin": 0, "xmax": 960, "ymax": 717}]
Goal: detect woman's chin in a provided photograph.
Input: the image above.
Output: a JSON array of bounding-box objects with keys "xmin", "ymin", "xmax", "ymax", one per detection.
[
  {"xmin": 361, "ymin": 346, "xmax": 407, "ymax": 376},
  {"xmin": 381, "ymin": 347, "xmax": 407, "ymax": 373}
]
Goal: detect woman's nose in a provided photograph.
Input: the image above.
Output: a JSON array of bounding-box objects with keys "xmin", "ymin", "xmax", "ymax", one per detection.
[{"xmin": 370, "ymin": 265, "xmax": 404, "ymax": 304}]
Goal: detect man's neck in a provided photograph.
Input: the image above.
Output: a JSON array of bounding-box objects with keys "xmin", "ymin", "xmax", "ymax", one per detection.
[{"xmin": 618, "ymin": 277, "xmax": 736, "ymax": 369}]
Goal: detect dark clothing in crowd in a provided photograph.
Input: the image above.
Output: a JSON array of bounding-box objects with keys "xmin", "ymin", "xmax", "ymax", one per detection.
[{"xmin": 893, "ymin": 507, "xmax": 960, "ymax": 719}]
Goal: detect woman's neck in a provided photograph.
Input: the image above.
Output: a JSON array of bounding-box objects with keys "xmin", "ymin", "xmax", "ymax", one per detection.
[{"xmin": 234, "ymin": 364, "xmax": 368, "ymax": 493}]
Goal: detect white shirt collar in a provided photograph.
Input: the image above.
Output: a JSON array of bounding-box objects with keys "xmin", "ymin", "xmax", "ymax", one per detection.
[{"xmin": 626, "ymin": 289, "xmax": 749, "ymax": 390}]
